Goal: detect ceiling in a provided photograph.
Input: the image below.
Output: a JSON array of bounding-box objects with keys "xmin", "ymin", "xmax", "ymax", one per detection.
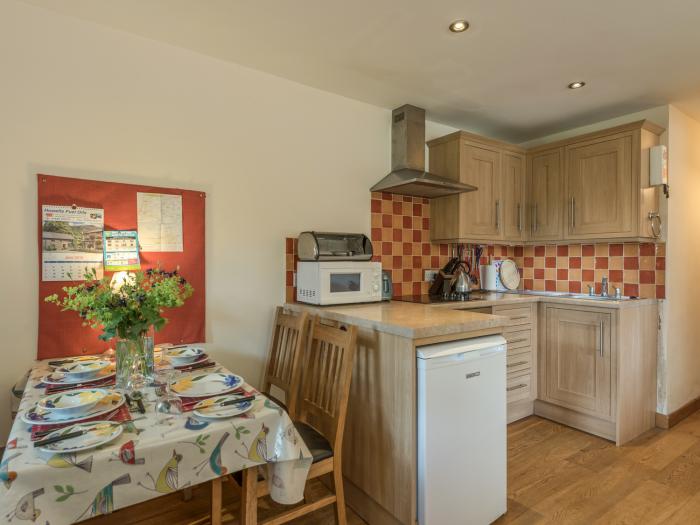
[{"xmin": 20, "ymin": 0, "xmax": 700, "ymax": 143}]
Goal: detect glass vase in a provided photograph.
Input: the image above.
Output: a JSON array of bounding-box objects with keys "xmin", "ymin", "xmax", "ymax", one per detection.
[{"xmin": 115, "ymin": 333, "xmax": 155, "ymax": 390}]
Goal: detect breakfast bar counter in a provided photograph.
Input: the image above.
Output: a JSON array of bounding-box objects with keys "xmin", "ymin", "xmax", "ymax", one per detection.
[{"xmin": 284, "ymin": 300, "xmax": 509, "ymax": 339}]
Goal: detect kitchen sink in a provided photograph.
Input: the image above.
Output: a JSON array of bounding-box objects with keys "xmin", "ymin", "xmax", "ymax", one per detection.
[{"xmin": 565, "ymin": 293, "xmax": 635, "ymax": 301}]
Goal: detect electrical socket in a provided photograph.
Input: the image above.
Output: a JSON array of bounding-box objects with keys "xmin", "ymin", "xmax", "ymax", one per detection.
[{"xmin": 424, "ymin": 270, "xmax": 438, "ymax": 282}]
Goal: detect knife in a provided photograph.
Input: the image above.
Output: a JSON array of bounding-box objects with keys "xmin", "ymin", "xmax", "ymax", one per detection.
[{"xmin": 199, "ymin": 395, "xmax": 257, "ymax": 410}]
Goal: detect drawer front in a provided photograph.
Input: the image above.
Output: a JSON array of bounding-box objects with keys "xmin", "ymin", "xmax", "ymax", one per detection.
[
  {"xmin": 494, "ymin": 305, "xmax": 532, "ymax": 327},
  {"xmin": 507, "ymin": 373, "xmax": 531, "ymax": 403},
  {"xmin": 505, "ymin": 329, "xmax": 531, "ymax": 350},
  {"xmin": 507, "ymin": 352, "xmax": 532, "ymax": 375}
]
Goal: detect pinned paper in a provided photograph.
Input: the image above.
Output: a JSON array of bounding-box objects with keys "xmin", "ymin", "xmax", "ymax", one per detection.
[{"xmin": 103, "ymin": 230, "xmax": 141, "ymax": 271}]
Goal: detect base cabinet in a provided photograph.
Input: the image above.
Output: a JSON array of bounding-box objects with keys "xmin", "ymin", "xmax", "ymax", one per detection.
[
  {"xmin": 542, "ymin": 307, "xmax": 613, "ymax": 419},
  {"xmin": 535, "ymin": 302, "xmax": 657, "ymax": 445}
]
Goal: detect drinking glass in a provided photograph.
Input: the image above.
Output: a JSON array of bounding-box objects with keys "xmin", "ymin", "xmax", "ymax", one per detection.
[{"xmin": 154, "ymin": 365, "xmax": 183, "ymax": 420}]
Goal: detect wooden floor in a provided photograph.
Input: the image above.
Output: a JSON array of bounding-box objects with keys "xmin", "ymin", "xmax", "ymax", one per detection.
[{"xmin": 88, "ymin": 411, "xmax": 700, "ymax": 525}]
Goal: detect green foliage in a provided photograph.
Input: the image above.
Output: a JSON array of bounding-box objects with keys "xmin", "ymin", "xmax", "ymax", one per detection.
[{"xmin": 45, "ymin": 267, "xmax": 193, "ymax": 341}]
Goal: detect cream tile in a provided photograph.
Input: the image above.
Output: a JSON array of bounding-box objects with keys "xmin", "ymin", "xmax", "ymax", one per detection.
[
  {"xmin": 639, "ymin": 284, "xmax": 656, "ymax": 299},
  {"xmin": 624, "ymin": 243, "xmax": 639, "ymax": 256},
  {"xmin": 609, "ymin": 257, "xmax": 623, "ymax": 270},
  {"xmin": 544, "ymin": 268, "xmax": 556, "ymax": 280},
  {"xmin": 640, "ymin": 256, "xmax": 655, "ymax": 270},
  {"xmin": 582, "ymin": 257, "xmax": 594, "ymax": 269},
  {"xmin": 556, "ymin": 281, "xmax": 569, "ymax": 292},
  {"xmin": 569, "ymin": 244, "xmax": 582, "ymax": 257},
  {"xmin": 523, "ymin": 267, "xmax": 534, "ymax": 279},
  {"xmin": 623, "ymin": 269, "xmax": 639, "ymax": 283},
  {"xmin": 545, "ymin": 245, "xmax": 556, "ymax": 257},
  {"xmin": 557, "ymin": 257, "xmax": 569, "ymax": 268},
  {"xmin": 595, "ymin": 243, "xmax": 609, "ymax": 256},
  {"xmin": 568, "ymin": 269, "xmax": 581, "ymax": 281}
]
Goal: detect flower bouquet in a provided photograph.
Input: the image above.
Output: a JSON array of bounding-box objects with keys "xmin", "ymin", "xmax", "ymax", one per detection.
[{"xmin": 46, "ymin": 268, "xmax": 193, "ymax": 389}]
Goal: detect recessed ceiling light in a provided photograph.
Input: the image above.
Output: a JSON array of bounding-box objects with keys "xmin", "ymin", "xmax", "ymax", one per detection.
[
  {"xmin": 568, "ymin": 81, "xmax": 586, "ymax": 89},
  {"xmin": 449, "ymin": 20, "xmax": 469, "ymax": 33}
]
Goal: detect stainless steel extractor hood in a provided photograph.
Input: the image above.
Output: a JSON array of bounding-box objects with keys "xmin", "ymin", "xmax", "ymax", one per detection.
[{"xmin": 371, "ymin": 104, "xmax": 477, "ymax": 198}]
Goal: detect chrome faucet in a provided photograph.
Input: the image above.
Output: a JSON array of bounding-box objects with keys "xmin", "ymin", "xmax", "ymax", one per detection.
[{"xmin": 601, "ymin": 276, "xmax": 609, "ymax": 298}]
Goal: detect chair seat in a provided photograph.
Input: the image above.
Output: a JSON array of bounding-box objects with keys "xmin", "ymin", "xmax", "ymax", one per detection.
[{"xmin": 295, "ymin": 421, "xmax": 333, "ymax": 463}]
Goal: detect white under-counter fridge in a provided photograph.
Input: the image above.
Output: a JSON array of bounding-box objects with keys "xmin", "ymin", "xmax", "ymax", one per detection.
[{"xmin": 417, "ymin": 335, "xmax": 507, "ymax": 525}]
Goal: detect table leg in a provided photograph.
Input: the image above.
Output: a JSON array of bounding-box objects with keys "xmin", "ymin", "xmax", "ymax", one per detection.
[
  {"xmin": 211, "ymin": 477, "xmax": 222, "ymax": 525},
  {"xmin": 240, "ymin": 466, "xmax": 258, "ymax": 525}
]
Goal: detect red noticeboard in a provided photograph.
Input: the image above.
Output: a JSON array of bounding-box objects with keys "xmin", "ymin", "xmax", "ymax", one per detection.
[{"xmin": 37, "ymin": 174, "xmax": 205, "ymax": 359}]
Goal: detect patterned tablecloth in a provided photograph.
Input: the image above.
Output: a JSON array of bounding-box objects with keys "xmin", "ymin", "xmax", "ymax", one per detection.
[{"xmin": 0, "ymin": 361, "xmax": 312, "ymax": 524}]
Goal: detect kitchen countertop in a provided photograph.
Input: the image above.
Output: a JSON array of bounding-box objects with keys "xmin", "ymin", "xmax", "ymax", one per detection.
[
  {"xmin": 409, "ymin": 291, "xmax": 657, "ymax": 310},
  {"xmin": 284, "ymin": 301, "xmax": 509, "ymax": 339},
  {"xmin": 285, "ymin": 291, "xmax": 657, "ymax": 339}
]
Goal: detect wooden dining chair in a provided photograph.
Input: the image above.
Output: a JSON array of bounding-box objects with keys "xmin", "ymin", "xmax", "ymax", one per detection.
[
  {"xmin": 259, "ymin": 306, "xmax": 310, "ymax": 417},
  {"xmin": 237, "ymin": 318, "xmax": 358, "ymax": 525},
  {"xmin": 209, "ymin": 307, "xmax": 309, "ymax": 525}
]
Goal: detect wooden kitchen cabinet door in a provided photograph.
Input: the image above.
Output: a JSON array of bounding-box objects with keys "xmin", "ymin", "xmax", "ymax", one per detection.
[
  {"xmin": 527, "ymin": 148, "xmax": 563, "ymax": 241},
  {"xmin": 460, "ymin": 143, "xmax": 502, "ymax": 239},
  {"xmin": 543, "ymin": 306, "xmax": 613, "ymax": 419},
  {"xmin": 566, "ymin": 135, "xmax": 633, "ymax": 238},
  {"xmin": 502, "ymin": 152, "xmax": 525, "ymax": 241}
]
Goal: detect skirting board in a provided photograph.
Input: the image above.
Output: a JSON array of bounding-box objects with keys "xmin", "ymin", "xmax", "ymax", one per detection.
[
  {"xmin": 508, "ymin": 399, "xmax": 534, "ymax": 424},
  {"xmin": 534, "ymin": 399, "xmax": 616, "ymax": 442},
  {"xmin": 656, "ymin": 396, "xmax": 700, "ymax": 429}
]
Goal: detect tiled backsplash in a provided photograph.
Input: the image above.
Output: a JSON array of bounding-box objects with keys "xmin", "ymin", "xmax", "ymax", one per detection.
[{"xmin": 284, "ymin": 192, "xmax": 665, "ymax": 301}]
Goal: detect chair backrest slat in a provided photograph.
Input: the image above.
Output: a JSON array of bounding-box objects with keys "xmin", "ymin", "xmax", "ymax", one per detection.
[
  {"xmin": 261, "ymin": 307, "xmax": 309, "ymax": 418},
  {"xmin": 298, "ymin": 320, "xmax": 357, "ymax": 452}
]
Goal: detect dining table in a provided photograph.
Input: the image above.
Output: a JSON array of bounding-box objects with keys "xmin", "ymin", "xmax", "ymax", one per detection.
[{"xmin": 0, "ymin": 356, "xmax": 313, "ymax": 525}]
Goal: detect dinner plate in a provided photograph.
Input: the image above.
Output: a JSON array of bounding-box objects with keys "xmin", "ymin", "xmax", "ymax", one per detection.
[
  {"xmin": 42, "ymin": 366, "xmax": 115, "ymax": 385},
  {"xmin": 55, "ymin": 360, "xmax": 112, "ymax": 379},
  {"xmin": 193, "ymin": 394, "xmax": 254, "ymax": 419},
  {"xmin": 38, "ymin": 421, "xmax": 123, "ymax": 453},
  {"xmin": 171, "ymin": 372, "xmax": 243, "ymax": 398},
  {"xmin": 166, "ymin": 347, "xmax": 205, "ymax": 365},
  {"xmin": 48, "ymin": 355, "xmax": 104, "ymax": 370},
  {"xmin": 38, "ymin": 388, "xmax": 109, "ymax": 417},
  {"xmin": 173, "ymin": 353, "xmax": 209, "ymax": 369},
  {"xmin": 22, "ymin": 391, "xmax": 125, "ymax": 425}
]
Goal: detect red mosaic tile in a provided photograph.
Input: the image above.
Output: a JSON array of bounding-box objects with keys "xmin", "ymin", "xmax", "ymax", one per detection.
[
  {"xmin": 582, "ymin": 269, "xmax": 594, "ymax": 281},
  {"xmin": 413, "ymin": 203, "xmax": 422, "ymax": 216},
  {"xmin": 393, "ymin": 229, "xmax": 402, "ymax": 242},
  {"xmin": 422, "ymin": 243, "xmax": 431, "ymax": 255},
  {"xmin": 382, "ymin": 214, "xmax": 392, "ymax": 227},
  {"xmin": 382, "ymin": 243, "xmax": 392, "ymax": 256},
  {"xmin": 545, "ymin": 280, "xmax": 556, "ymax": 291},
  {"xmin": 557, "ymin": 269, "xmax": 568, "ymax": 280},
  {"xmin": 403, "ymin": 243, "xmax": 412, "ymax": 255},
  {"xmin": 422, "ymin": 217, "xmax": 430, "ymax": 230},
  {"xmin": 609, "ymin": 244, "xmax": 623, "ymax": 256},
  {"xmin": 656, "ymin": 257, "xmax": 665, "ymax": 270},
  {"xmin": 582, "ymin": 245, "xmax": 595, "ymax": 256},
  {"xmin": 640, "ymin": 270, "xmax": 655, "ymax": 284},
  {"xmin": 624, "ymin": 283, "xmax": 639, "ymax": 297},
  {"xmin": 431, "ymin": 256, "xmax": 440, "ymax": 267},
  {"xmin": 285, "ymin": 238, "xmax": 294, "ymax": 254},
  {"xmin": 440, "ymin": 245, "xmax": 448, "ymax": 256},
  {"xmin": 515, "ymin": 246, "xmax": 524, "ymax": 257},
  {"xmin": 624, "ymin": 257, "xmax": 639, "ymax": 270},
  {"xmin": 569, "ymin": 257, "xmax": 581, "ymax": 269},
  {"xmin": 595, "ymin": 257, "xmax": 608, "ymax": 269},
  {"xmin": 535, "ymin": 246, "xmax": 545, "ymax": 257},
  {"xmin": 569, "ymin": 281, "xmax": 582, "ymax": 293},
  {"xmin": 403, "ymin": 269, "xmax": 413, "ymax": 282},
  {"xmin": 286, "ymin": 271, "xmax": 294, "ymax": 286},
  {"xmin": 609, "ymin": 270, "xmax": 623, "ymax": 282},
  {"xmin": 393, "ymin": 283, "xmax": 403, "ymax": 296},
  {"xmin": 524, "ymin": 257, "xmax": 534, "ymax": 267},
  {"xmin": 656, "ymin": 284, "xmax": 665, "ymax": 299},
  {"xmin": 534, "ymin": 268, "xmax": 545, "ymax": 279},
  {"xmin": 371, "ymin": 199, "xmax": 381, "ymax": 213},
  {"xmin": 381, "ymin": 192, "xmax": 392, "ymax": 200},
  {"xmin": 640, "ymin": 243, "xmax": 655, "ymax": 256},
  {"xmin": 412, "ymin": 230, "xmax": 421, "ymax": 242},
  {"xmin": 557, "ymin": 245, "xmax": 568, "ymax": 256},
  {"xmin": 524, "ymin": 279, "xmax": 534, "ymax": 289},
  {"xmin": 413, "ymin": 282, "xmax": 422, "ymax": 295},
  {"xmin": 393, "ymin": 255, "xmax": 402, "ymax": 268}
]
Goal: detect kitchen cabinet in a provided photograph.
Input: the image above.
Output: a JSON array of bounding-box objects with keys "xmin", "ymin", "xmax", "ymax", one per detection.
[
  {"xmin": 535, "ymin": 301, "xmax": 657, "ymax": 445},
  {"xmin": 428, "ymin": 132, "xmax": 526, "ymax": 244},
  {"xmin": 527, "ymin": 148, "xmax": 564, "ymax": 241},
  {"xmin": 429, "ymin": 120, "xmax": 664, "ymax": 244},
  {"xmin": 502, "ymin": 153, "xmax": 526, "ymax": 241},
  {"xmin": 541, "ymin": 306, "xmax": 612, "ymax": 418},
  {"xmin": 565, "ymin": 134, "xmax": 634, "ymax": 238}
]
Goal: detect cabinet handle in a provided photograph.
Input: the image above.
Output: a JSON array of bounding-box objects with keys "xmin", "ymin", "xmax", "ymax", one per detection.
[
  {"xmin": 598, "ymin": 321, "xmax": 604, "ymax": 357},
  {"xmin": 510, "ymin": 316, "xmax": 529, "ymax": 322},
  {"xmin": 507, "ymin": 384, "xmax": 527, "ymax": 391},
  {"xmin": 517, "ymin": 203, "xmax": 522, "ymax": 232},
  {"xmin": 570, "ymin": 197, "xmax": 576, "ymax": 230},
  {"xmin": 495, "ymin": 200, "xmax": 500, "ymax": 229},
  {"xmin": 507, "ymin": 361, "xmax": 528, "ymax": 368},
  {"xmin": 509, "ymin": 337, "xmax": 528, "ymax": 344},
  {"xmin": 532, "ymin": 204, "xmax": 538, "ymax": 233}
]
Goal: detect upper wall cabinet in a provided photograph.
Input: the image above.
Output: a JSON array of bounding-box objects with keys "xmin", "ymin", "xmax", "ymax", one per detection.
[
  {"xmin": 527, "ymin": 148, "xmax": 564, "ymax": 242},
  {"xmin": 428, "ymin": 132, "xmax": 525, "ymax": 244},
  {"xmin": 428, "ymin": 120, "xmax": 664, "ymax": 244}
]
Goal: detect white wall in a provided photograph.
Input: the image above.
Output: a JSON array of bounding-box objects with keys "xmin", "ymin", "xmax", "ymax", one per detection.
[
  {"xmin": 0, "ymin": 0, "xmax": 394, "ymax": 440},
  {"xmin": 663, "ymin": 106, "xmax": 700, "ymax": 413}
]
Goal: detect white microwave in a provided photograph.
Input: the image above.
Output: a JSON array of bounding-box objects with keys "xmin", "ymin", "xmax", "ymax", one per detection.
[{"xmin": 296, "ymin": 261, "xmax": 382, "ymax": 305}]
